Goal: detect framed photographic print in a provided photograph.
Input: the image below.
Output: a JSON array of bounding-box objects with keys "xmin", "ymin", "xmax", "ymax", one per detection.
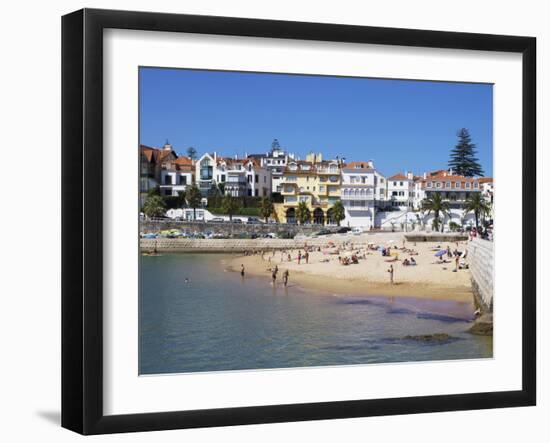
[{"xmin": 61, "ymin": 8, "xmax": 536, "ymax": 435}]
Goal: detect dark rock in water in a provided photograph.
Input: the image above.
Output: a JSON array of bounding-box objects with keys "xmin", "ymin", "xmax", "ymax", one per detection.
[
  {"xmin": 469, "ymin": 313, "xmax": 493, "ymax": 336},
  {"xmin": 403, "ymin": 333, "xmax": 454, "ymax": 343}
]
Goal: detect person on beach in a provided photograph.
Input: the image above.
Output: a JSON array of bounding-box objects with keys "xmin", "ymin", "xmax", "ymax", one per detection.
[
  {"xmin": 240, "ymin": 264, "xmax": 245, "ymax": 277},
  {"xmin": 454, "ymin": 255, "xmax": 459, "ymax": 272},
  {"xmin": 283, "ymin": 269, "xmax": 289, "ymax": 286},
  {"xmin": 387, "ymin": 265, "xmax": 394, "ymax": 284},
  {"xmin": 305, "ymin": 251, "xmax": 309, "ymax": 264},
  {"xmin": 287, "ymin": 253, "xmax": 291, "ymax": 262},
  {"xmin": 298, "ymin": 251, "xmax": 302, "ymax": 265},
  {"xmin": 271, "ymin": 267, "xmax": 278, "ymax": 285}
]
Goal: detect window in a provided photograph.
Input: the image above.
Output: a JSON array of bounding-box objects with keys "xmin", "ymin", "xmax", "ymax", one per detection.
[
  {"xmin": 436, "ymin": 182, "xmax": 441, "ymax": 188},
  {"xmin": 220, "ymin": 174, "xmax": 226, "ymax": 182},
  {"xmin": 200, "ymin": 164, "xmax": 212, "ymax": 180},
  {"xmin": 446, "ymin": 182, "xmax": 451, "ymax": 188},
  {"xmin": 399, "ymin": 181, "xmax": 403, "ymax": 186},
  {"xmin": 465, "ymin": 182, "xmax": 471, "ymax": 188},
  {"xmin": 164, "ymin": 175, "xmax": 172, "ymax": 185},
  {"xmin": 393, "ymin": 181, "xmax": 397, "ymax": 186},
  {"xmin": 427, "ymin": 182, "xmax": 432, "ymax": 188},
  {"xmin": 255, "ymin": 174, "xmax": 259, "ymax": 183},
  {"xmin": 180, "ymin": 175, "xmax": 187, "ymax": 185}
]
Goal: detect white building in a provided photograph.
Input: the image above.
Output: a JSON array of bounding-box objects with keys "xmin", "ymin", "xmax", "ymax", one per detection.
[
  {"xmin": 387, "ymin": 172, "xmax": 415, "ymax": 209},
  {"xmin": 247, "ymin": 139, "xmax": 295, "ymax": 193},
  {"xmin": 195, "ymin": 153, "xmax": 216, "ymax": 195},
  {"xmin": 340, "ymin": 161, "xmax": 388, "ymax": 229},
  {"xmin": 216, "ymin": 157, "xmax": 272, "ymax": 197},
  {"xmin": 159, "ymin": 156, "xmax": 194, "ymax": 197}
]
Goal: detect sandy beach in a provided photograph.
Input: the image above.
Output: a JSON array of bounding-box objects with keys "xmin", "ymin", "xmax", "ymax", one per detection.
[{"xmin": 226, "ymin": 232, "xmax": 474, "ymax": 302}]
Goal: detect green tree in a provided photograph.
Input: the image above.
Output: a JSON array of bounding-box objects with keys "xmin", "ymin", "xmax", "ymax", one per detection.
[
  {"xmin": 185, "ymin": 185, "xmax": 202, "ymax": 220},
  {"xmin": 147, "ymin": 185, "xmax": 160, "ymax": 197},
  {"xmin": 259, "ymin": 197, "xmax": 275, "ymax": 223},
  {"xmin": 330, "ymin": 200, "xmax": 346, "ymax": 226},
  {"xmin": 421, "ymin": 193, "xmax": 450, "ymax": 232},
  {"xmin": 221, "ymin": 194, "xmax": 241, "ymax": 221},
  {"xmin": 448, "ymin": 128, "xmax": 484, "ymax": 177},
  {"xmin": 142, "ymin": 194, "xmax": 166, "ymax": 218},
  {"xmin": 186, "ymin": 146, "xmax": 197, "ymax": 161},
  {"xmin": 296, "ymin": 201, "xmax": 311, "ymax": 225},
  {"xmin": 464, "ymin": 192, "xmax": 491, "ymax": 230}
]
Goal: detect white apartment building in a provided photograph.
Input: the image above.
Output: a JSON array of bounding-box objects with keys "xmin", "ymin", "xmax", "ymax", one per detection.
[
  {"xmin": 247, "ymin": 139, "xmax": 295, "ymax": 193},
  {"xmin": 340, "ymin": 161, "xmax": 388, "ymax": 229},
  {"xmin": 387, "ymin": 172, "xmax": 415, "ymax": 209},
  {"xmin": 217, "ymin": 157, "xmax": 272, "ymax": 197},
  {"xmin": 159, "ymin": 156, "xmax": 194, "ymax": 197}
]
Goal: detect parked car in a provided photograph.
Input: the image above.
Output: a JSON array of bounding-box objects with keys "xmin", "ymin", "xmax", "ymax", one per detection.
[
  {"xmin": 351, "ymin": 227, "xmax": 363, "ymax": 235},
  {"xmin": 247, "ymin": 217, "xmax": 262, "ymax": 224},
  {"xmin": 336, "ymin": 227, "xmax": 352, "ymax": 234},
  {"xmin": 210, "ymin": 217, "xmax": 224, "ymax": 223},
  {"xmin": 231, "ymin": 219, "xmax": 243, "ymax": 224}
]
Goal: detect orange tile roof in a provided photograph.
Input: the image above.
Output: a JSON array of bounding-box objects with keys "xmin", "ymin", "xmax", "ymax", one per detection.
[
  {"xmin": 478, "ymin": 177, "xmax": 494, "ymax": 184},
  {"xmin": 174, "ymin": 156, "xmax": 193, "ymax": 166},
  {"xmin": 388, "ymin": 173, "xmax": 409, "ymax": 181}
]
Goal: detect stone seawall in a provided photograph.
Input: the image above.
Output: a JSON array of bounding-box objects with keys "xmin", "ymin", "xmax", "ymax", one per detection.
[
  {"xmin": 467, "ymin": 238, "xmax": 494, "ymax": 312},
  {"xmin": 467, "ymin": 238, "xmax": 494, "ymax": 335},
  {"xmin": 140, "ymin": 237, "xmax": 351, "ymax": 253},
  {"xmin": 404, "ymin": 233, "xmax": 468, "ymax": 242},
  {"xmin": 141, "ymin": 220, "xmax": 323, "ymax": 237}
]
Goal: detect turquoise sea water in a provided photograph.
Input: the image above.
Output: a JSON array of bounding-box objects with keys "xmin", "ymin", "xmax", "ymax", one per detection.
[{"xmin": 139, "ymin": 253, "xmax": 492, "ymax": 375}]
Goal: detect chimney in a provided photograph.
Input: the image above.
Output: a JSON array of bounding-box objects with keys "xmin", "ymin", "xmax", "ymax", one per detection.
[
  {"xmin": 214, "ymin": 151, "xmax": 217, "ymax": 162},
  {"xmin": 423, "ymin": 172, "xmax": 427, "ymax": 179},
  {"xmin": 449, "ymin": 168, "xmax": 454, "ymax": 176},
  {"xmin": 407, "ymin": 171, "xmax": 413, "ymax": 180}
]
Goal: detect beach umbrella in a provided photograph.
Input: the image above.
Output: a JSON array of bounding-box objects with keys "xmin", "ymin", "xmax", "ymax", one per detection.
[{"xmin": 434, "ymin": 250, "xmax": 446, "ymax": 257}]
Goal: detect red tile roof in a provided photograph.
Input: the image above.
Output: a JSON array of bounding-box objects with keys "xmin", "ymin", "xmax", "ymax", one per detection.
[{"xmin": 388, "ymin": 173, "xmax": 409, "ymax": 181}]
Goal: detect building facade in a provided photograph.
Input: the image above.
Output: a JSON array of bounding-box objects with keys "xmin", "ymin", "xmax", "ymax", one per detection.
[
  {"xmin": 247, "ymin": 139, "xmax": 296, "ymax": 193},
  {"xmin": 216, "ymin": 157, "xmax": 272, "ymax": 197},
  {"xmin": 159, "ymin": 156, "xmax": 194, "ymax": 197},
  {"xmin": 387, "ymin": 172, "xmax": 415, "ymax": 209},
  {"xmin": 276, "ymin": 153, "xmax": 341, "ymax": 224}
]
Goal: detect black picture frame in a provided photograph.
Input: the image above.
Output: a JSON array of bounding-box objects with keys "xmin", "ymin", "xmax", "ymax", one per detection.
[{"xmin": 62, "ymin": 8, "xmax": 536, "ymax": 435}]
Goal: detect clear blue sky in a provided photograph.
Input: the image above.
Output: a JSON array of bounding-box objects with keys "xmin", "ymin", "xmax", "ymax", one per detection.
[{"xmin": 139, "ymin": 67, "xmax": 493, "ymax": 177}]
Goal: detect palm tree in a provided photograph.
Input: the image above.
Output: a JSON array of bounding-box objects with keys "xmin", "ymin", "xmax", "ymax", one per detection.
[
  {"xmin": 330, "ymin": 200, "xmax": 345, "ymax": 226},
  {"xmin": 185, "ymin": 184, "xmax": 202, "ymax": 220},
  {"xmin": 464, "ymin": 192, "xmax": 491, "ymax": 230},
  {"xmin": 421, "ymin": 193, "xmax": 450, "ymax": 232},
  {"xmin": 221, "ymin": 194, "xmax": 241, "ymax": 221},
  {"xmin": 296, "ymin": 201, "xmax": 311, "ymax": 225},
  {"xmin": 259, "ymin": 197, "xmax": 274, "ymax": 223},
  {"xmin": 142, "ymin": 194, "xmax": 166, "ymax": 218}
]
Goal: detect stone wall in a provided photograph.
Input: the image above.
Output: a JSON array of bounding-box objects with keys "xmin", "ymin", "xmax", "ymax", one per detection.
[
  {"xmin": 140, "ymin": 220, "xmax": 324, "ymax": 237},
  {"xmin": 467, "ymin": 238, "xmax": 494, "ymax": 313},
  {"xmin": 404, "ymin": 233, "xmax": 469, "ymax": 242},
  {"xmin": 140, "ymin": 237, "xmax": 351, "ymax": 253}
]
